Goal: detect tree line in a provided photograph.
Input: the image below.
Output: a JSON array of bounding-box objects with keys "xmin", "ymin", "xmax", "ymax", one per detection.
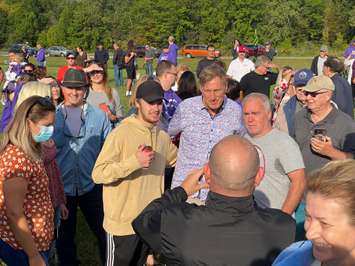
[{"xmin": 0, "ymin": 0, "xmax": 354, "ymax": 53}]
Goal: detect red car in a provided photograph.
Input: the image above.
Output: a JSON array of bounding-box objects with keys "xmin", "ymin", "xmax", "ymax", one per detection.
[{"xmin": 243, "ymin": 44, "xmax": 266, "ymax": 57}]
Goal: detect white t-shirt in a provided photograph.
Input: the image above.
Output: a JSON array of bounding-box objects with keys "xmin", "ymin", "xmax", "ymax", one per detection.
[
  {"xmin": 227, "ymin": 57, "xmax": 255, "ymax": 82},
  {"xmin": 245, "ymin": 129, "xmax": 305, "ymax": 211}
]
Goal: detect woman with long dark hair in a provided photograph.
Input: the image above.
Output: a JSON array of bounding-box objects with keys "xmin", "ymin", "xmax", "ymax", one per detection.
[{"xmin": 176, "ymin": 71, "xmax": 198, "ymax": 100}]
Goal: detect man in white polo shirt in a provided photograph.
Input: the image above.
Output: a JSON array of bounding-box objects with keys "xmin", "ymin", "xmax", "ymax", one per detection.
[{"xmin": 227, "ymin": 46, "xmax": 254, "ymax": 82}]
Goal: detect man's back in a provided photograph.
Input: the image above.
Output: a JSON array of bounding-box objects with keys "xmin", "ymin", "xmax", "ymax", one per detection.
[
  {"xmin": 134, "ymin": 188, "xmax": 295, "ymax": 266},
  {"xmin": 240, "ymin": 71, "xmax": 278, "ymax": 97}
]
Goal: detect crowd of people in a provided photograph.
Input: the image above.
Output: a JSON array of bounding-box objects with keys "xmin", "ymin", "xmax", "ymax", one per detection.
[{"xmin": 0, "ymin": 37, "xmax": 355, "ymax": 266}]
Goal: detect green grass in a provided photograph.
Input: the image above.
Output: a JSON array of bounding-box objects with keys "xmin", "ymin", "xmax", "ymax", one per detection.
[{"xmin": 0, "ymin": 55, "xmax": 313, "ymax": 266}]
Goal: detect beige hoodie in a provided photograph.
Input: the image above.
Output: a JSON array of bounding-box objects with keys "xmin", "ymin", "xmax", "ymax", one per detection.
[{"xmin": 92, "ymin": 115, "xmax": 177, "ymax": 235}]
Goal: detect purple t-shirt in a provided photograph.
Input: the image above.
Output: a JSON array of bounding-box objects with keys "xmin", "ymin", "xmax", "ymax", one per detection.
[
  {"xmin": 160, "ymin": 89, "xmax": 181, "ymax": 131},
  {"xmin": 343, "ymin": 44, "xmax": 355, "ymax": 59},
  {"xmin": 167, "ymin": 43, "xmax": 179, "ymax": 65}
]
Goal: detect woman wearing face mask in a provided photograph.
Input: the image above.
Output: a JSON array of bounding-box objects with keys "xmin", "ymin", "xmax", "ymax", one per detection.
[
  {"xmin": 273, "ymin": 159, "xmax": 355, "ymax": 266},
  {"xmin": 0, "ymin": 96, "xmax": 56, "ymax": 266}
]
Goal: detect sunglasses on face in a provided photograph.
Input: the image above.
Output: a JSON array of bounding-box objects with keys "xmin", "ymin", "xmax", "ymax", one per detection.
[
  {"xmin": 303, "ymin": 91, "xmax": 328, "ymax": 97},
  {"xmin": 89, "ymin": 70, "xmax": 104, "ymax": 76},
  {"xmin": 67, "ymin": 57, "xmax": 75, "ymax": 60}
]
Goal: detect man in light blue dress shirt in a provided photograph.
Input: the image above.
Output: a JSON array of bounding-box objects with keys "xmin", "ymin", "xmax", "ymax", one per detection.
[{"xmin": 168, "ymin": 64, "xmax": 245, "ymax": 202}]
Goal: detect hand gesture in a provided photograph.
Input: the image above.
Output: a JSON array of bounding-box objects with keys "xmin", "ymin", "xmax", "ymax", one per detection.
[
  {"xmin": 136, "ymin": 145, "xmax": 154, "ymax": 169},
  {"xmin": 311, "ymin": 136, "xmax": 334, "ymax": 157},
  {"xmin": 181, "ymin": 168, "xmax": 209, "ymax": 196}
]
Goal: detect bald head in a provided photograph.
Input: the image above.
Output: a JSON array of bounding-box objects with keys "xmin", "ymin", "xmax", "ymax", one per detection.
[{"xmin": 208, "ymin": 136, "xmax": 260, "ymax": 194}]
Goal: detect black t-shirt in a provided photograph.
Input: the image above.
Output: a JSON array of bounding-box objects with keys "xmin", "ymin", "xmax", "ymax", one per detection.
[{"xmin": 240, "ymin": 71, "xmax": 278, "ymax": 97}]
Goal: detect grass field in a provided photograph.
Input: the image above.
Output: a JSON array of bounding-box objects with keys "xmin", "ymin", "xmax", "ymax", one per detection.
[{"xmin": 0, "ymin": 55, "xmax": 313, "ymax": 266}]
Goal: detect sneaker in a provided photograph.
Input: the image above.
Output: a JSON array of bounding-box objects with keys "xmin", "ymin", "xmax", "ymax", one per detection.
[
  {"xmin": 125, "ymin": 91, "xmax": 129, "ymax": 96},
  {"xmin": 129, "ymin": 91, "xmax": 132, "ymax": 96}
]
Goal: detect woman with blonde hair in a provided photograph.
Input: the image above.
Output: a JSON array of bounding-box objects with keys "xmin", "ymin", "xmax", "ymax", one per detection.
[
  {"xmin": 273, "ymin": 159, "xmax": 355, "ymax": 266},
  {"xmin": 15, "ymin": 81, "xmax": 51, "ymax": 109},
  {"xmin": 0, "ymin": 96, "xmax": 56, "ymax": 266},
  {"xmin": 85, "ymin": 63, "xmax": 124, "ymax": 126}
]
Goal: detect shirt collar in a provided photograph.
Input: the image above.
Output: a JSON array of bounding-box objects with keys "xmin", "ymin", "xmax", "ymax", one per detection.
[
  {"xmin": 305, "ymin": 106, "xmax": 337, "ymax": 125},
  {"xmin": 199, "ymin": 96, "xmax": 228, "ymax": 114},
  {"xmin": 206, "ymin": 191, "xmax": 255, "ymax": 214}
]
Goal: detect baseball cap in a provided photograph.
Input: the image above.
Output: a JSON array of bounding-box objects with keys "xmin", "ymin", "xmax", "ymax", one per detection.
[
  {"xmin": 66, "ymin": 52, "xmax": 76, "ymax": 59},
  {"xmin": 61, "ymin": 68, "xmax": 88, "ymax": 88},
  {"xmin": 304, "ymin": 76, "xmax": 335, "ymax": 92},
  {"xmin": 293, "ymin": 69, "xmax": 314, "ymax": 87},
  {"xmin": 238, "ymin": 45, "xmax": 247, "ymax": 53},
  {"xmin": 136, "ymin": 80, "xmax": 164, "ymax": 103}
]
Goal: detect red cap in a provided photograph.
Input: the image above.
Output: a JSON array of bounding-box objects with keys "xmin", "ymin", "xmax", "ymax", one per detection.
[{"xmin": 239, "ymin": 46, "xmax": 247, "ymax": 53}]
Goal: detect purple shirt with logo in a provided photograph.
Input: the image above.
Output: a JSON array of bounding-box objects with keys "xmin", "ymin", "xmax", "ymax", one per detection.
[{"xmin": 160, "ymin": 89, "xmax": 181, "ymax": 132}]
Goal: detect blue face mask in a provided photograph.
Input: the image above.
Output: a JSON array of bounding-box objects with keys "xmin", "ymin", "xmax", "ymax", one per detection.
[{"xmin": 33, "ymin": 125, "xmax": 54, "ymax": 143}]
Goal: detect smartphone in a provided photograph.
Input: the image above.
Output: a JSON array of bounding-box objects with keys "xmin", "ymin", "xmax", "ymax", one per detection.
[{"xmin": 313, "ymin": 128, "xmax": 327, "ymax": 141}]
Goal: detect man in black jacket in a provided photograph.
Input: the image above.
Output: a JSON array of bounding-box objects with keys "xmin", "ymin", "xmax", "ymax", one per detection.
[
  {"xmin": 112, "ymin": 42, "xmax": 125, "ymax": 87},
  {"xmin": 94, "ymin": 43, "xmax": 109, "ymax": 71},
  {"xmin": 132, "ymin": 135, "xmax": 295, "ymax": 266},
  {"xmin": 323, "ymin": 56, "xmax": 354, "ymax": 119}
]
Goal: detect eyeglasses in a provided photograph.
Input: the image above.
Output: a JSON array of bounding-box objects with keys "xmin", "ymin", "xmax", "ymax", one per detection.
[
  {"xmin": 67, "ymin": 57, "xmax": 75, "ymax": 60},
  {"xmin": 303, "ymin": 91, "xmax": 329, "ymax": 97}
]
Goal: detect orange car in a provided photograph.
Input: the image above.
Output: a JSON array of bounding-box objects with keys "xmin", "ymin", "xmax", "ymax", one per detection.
[{"xmin": 181, "ymin": 44, "xmax": 221, "ymax": 58}]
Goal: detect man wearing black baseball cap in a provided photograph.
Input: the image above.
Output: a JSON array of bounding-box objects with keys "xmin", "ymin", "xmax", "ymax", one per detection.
[
  {"xmin": 93, "ymin": 79, "xmax": 177, "ymax": 266},
  {"xmin": 53, "ymin": 68, "xmax": 111, "ymax": 266},
  {"xmin": 56, "ymin": 51, "xmax": 82, "ymax": 82}
]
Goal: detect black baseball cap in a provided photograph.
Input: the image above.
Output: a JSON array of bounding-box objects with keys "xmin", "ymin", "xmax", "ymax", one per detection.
[
  {"xmin": 136, "ymin": 80, "xmax": 164, "ymax": 103},
  {"xmin": 61, "ymin": 68, "xmax": 88, "ymax": 88}
]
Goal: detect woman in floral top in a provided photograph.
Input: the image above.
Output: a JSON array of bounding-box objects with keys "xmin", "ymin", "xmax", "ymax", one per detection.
[{"xmin": 0, "ymin": 96, "xmax": 56, "ymax": 266}]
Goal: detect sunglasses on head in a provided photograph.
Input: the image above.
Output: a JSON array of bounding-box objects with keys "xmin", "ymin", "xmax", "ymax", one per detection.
[{"xmin": 303, "ymin": 91, "xmax": 328, "ymax": 97}]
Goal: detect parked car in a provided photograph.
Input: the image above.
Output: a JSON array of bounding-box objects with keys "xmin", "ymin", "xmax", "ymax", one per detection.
[
  {"xmin": 135, "ymin": 45, "xmax": 161, "ymax": 58},
  {"xmin": 10, "ymin": 43, "xmax": 37, "ymax": 56},
  {"xmin": 181, "ymin": 44, "xmax": 221, "ymax": 58},
  {"xmin": 47, "ymin": 46, "xmax": 74, "ymax": 57},
  {"xmin": 243, "ymin": 44, "xmax": 266, "ymax": 57}
]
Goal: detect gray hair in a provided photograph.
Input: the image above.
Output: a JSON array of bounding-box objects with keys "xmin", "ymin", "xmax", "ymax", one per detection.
[
  {"xmin": 199, "ymin": 64, "xmax": 227, "ymax": 87},
  {"xmin": 255, "ymin": 55, "xmax": 271, "ymax": 68},
  {"xmin": 242, "ymin": 92, "xmax": 271, "ymax": 113}
]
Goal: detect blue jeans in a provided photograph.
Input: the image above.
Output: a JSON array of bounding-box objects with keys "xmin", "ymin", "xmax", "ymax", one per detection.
[
  {"xmin": 145, "ymin": 62, "xmax": 153, "ymax": 77},
  {"xmin": 0, "ymin": 239, "xmax": 49, "ymax": 266},
  {"xmin": 56, "ymin": 185, "xmax": 106, "ymax": 266},
  {"xmin": 113, "ymin": 65, "xmax": 124, "ymax": 87}
]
